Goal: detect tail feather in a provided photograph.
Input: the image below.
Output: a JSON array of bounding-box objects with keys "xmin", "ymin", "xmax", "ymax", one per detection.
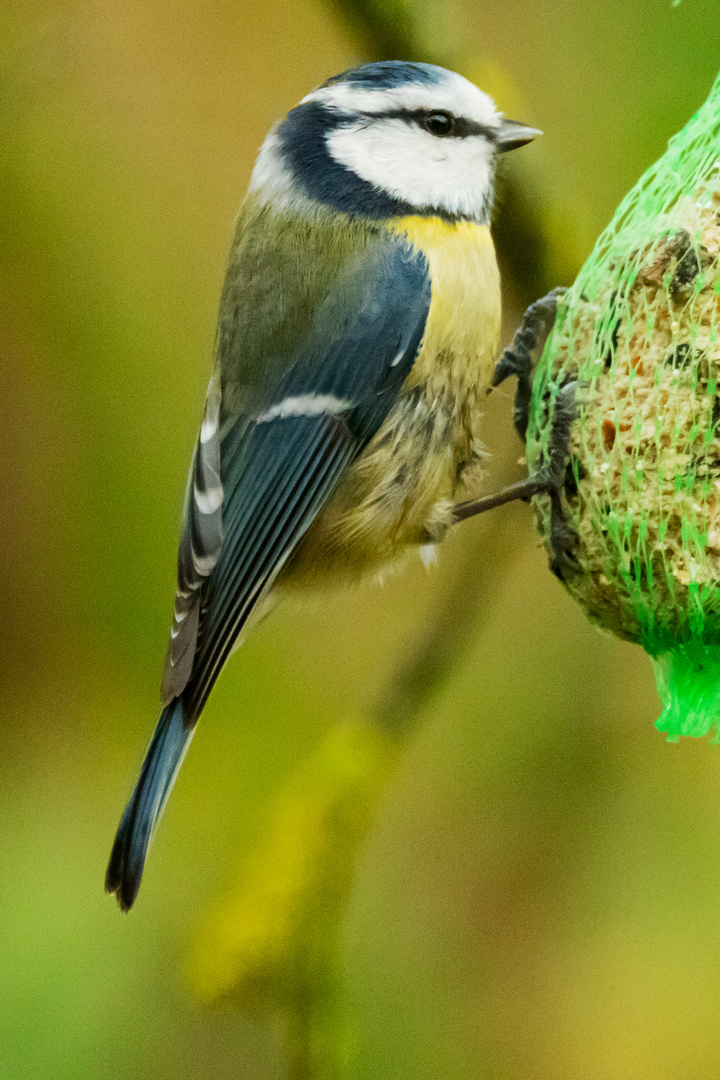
[{"xmin": 106, "ymin": 699, "xmax": 193, "ymax": 912}]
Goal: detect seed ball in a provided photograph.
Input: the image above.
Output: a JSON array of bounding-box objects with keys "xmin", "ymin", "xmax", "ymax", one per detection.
[{"xmin": 527, "ymin": 187, "xmax": 720, "ymax": 738}]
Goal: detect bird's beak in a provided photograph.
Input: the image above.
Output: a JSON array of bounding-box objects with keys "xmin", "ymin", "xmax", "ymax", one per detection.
[{"xmin": 496, "ymin": 119, "xmax": 543, "ymax": 153}]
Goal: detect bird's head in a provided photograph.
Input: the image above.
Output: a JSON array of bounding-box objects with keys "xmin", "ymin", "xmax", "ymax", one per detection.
[{"xmin": 249, "ymin": 61, "xmax": 540, "ymax": 223}]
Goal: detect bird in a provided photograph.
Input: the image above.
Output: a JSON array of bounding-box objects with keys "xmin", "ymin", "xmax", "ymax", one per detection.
[{"xmin": 105, "ymin": 60, "xmax": 541, "ymax": 911}]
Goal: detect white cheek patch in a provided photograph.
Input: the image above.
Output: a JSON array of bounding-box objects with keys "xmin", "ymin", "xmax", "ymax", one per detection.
[{"xmin": 326, "ymin": 119, "xmax": 495, "ymax": 219}]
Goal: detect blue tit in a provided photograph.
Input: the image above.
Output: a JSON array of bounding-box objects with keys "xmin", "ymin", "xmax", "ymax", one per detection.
[{"xmin": 106, "ymin": 60, "xmax": 541, "ymax": 910}]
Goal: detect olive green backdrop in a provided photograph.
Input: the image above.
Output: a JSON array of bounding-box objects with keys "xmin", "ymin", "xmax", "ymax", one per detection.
[{"xmin": 2, "ymin": 2, "xmax": 720, "ymax": 1077}]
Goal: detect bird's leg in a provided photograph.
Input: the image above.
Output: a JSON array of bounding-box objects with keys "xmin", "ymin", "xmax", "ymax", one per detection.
[
  {"xmin": 453, "ymin": 380, "xmax": 579, "ymax": 573},
  {"xmin": 491, "ymin": 286, "xmax": 567, "ymax": 440},
  {"xmin": 453, "ymin": 286, "xmax": 579, "ymax": 575},
  {"xmin": 453, "ymin": 378, "xmax": 575, "ymax": 509},
  {"xmin": 452, "ymin": 474, "xmax": 552, "ymax": 520}
]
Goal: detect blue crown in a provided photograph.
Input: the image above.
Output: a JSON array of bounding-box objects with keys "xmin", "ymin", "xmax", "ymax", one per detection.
[{"xmin": 320, "ymin": 61, "xmax": 448, "ymax": 91}]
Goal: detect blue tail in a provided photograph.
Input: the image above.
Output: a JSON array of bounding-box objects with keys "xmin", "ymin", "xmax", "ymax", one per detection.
[{"xmin": 105, "ymin": 699, "xmax": 193, "ymax": 911}]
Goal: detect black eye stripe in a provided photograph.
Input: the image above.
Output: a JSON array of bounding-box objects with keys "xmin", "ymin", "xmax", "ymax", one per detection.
[{"xmin": 355, "ymin": 108, "xmax": 496, "ymax": 140}]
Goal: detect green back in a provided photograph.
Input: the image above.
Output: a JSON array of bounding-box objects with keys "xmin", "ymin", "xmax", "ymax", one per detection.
[{"xmin": 216, "ymin": 197, "xmax": 392, "ymax": 417}]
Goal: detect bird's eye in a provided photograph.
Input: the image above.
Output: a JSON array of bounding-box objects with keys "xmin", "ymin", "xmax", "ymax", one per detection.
[{"xmin": 421, "ymin": 111, "xmax": 454, "ymax": 137}]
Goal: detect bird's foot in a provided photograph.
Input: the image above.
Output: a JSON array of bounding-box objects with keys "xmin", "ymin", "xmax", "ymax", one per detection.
[
  {"xmin": 539, "ymin": 378, "xmax": 580, "ymax": 577},
  {"xmin": 491, "ymin": 286, "xmax": 567, "ymax": 441}
]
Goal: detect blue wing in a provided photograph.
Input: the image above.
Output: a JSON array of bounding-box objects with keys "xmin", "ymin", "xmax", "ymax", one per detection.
[
  {"xmin": 106, "ymin": 233, "xmax": 430, "ymax": 910},
  {"xmin": 167, "ymin": 236, "xmax": 431, "ymax": 718}
]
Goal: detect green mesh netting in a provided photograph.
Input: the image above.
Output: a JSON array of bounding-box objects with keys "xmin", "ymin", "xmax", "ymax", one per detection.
[{"xmin": 527, "ymin": 71, "xmax": 720, "ymax": 741}]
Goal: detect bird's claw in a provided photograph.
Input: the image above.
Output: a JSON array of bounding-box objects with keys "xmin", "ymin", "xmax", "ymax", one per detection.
[
  {"xmin": 451, "ymin": 301, "xmax": 580, "ymax": 578},
  {"xmin": 540, "ymin": 379, "xmax": 581, "ymax": 578},
  {"xmin": 492, "ymin": 286, "xmax": 568, "ymax": 441}
]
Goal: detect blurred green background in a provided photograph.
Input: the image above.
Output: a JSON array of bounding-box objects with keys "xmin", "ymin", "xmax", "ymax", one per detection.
[{"xmin": 2, "ymin": 2, "xmax": 720, "ymax": 1077}]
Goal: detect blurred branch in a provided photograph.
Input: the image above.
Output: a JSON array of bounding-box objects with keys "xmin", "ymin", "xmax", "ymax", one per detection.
[
  {"xmin": 374, "ymin": 505, "xmax": 527, "ymax": 734},
  {"xmin": 188, "ymin": 721, "xmax": 397, "ymax": 1080},
  {"xmin": 332, "ymin": 0, "xmax": 466, "ymax": 68}
]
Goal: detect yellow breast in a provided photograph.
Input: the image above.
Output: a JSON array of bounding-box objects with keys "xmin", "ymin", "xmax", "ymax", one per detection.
[
  {"xmin": 387, "ymin": 215, "xmax": 501, "ymax": 394},
  {"xmin": 283, "ymin": 215, "xmax": 502, "ymax": 589}
]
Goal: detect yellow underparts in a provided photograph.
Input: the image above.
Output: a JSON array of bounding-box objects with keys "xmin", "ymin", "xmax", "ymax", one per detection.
[
  {"xmin": 283, "ymin": 215, "xmax": 502, "ymax": 590},
  {"xmin": 387, "ymin": 215, "xmax": 501, "ymax": 391}
]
